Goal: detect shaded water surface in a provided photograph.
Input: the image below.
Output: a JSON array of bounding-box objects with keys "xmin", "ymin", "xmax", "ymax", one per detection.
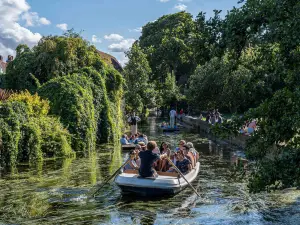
[{"xmin": 0, "ymin": 118, "xmax": 299, "ymax": 224}]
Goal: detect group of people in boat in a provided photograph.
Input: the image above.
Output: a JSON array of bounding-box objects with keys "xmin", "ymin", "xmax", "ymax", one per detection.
[
  {"xmin": 120, "ymin": 133, "xmax": 148, "ymax": 145},
  {"xmin": 122, "ymin": 138, "xmax": 199, "ymax": 178}
]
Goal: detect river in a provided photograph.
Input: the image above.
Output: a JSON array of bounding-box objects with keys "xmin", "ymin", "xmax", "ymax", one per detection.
[{"xmin": 0, "ymin": 117, "xmax": 299, "ymax": 225}]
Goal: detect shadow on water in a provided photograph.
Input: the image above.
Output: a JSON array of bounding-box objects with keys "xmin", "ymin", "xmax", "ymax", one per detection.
[{"xmin": 0, "ymin": 117, "xmax": 300, "ymax": 224}]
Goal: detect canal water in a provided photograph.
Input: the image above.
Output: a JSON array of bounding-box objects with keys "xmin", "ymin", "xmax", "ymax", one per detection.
[{"xmin": 0, "ymin": 117, "xmax": 299, "ymax": 225}]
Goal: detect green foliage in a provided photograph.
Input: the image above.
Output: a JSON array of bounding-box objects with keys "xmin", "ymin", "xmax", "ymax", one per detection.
[
  {"xmin": 38, "ymin": 67, "xmax": 123, "ymax": 152},
  {"xmin": 140, "ymin": 11, "xmax": 195, "ymax": 82},
  {"xmin": 0, "ymin": 92, "xmax": 74, "ymax": 168},
  {"xmin": 158, "ymin": 73, "xmax": 183, "ymax": 108},
  {"xmin": 4, "ymin": 35, "xmax": 105, "ymax": 91},
  {"xmin": 38, "ymin": 74, "xmax": 96, "ymax": 154},
  {"xmin": 2, "ymin": 33, "xmax": 124, "ymax": 160},
  {"xmin": 124, "ymin": 43, "xmax": 156, "ymax": 114}
]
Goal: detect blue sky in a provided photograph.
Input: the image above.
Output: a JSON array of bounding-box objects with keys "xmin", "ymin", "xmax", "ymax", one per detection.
[{"xmin": 0, "ymin": 0, "xmax": 240, "ymax": 65}]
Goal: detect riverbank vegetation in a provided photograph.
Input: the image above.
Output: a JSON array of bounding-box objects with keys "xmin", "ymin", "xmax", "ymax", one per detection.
[
  {"xmin": 124, "ymin": 0, "xmax": 300, "ymax": 192},
  {"xmin": 0, "ymin": 31, "xmax": 123, "ymax": 168}
]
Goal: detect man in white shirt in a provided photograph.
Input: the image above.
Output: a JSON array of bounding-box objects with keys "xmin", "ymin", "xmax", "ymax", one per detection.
[
  {"xmin": 127, "ymin": 112, "xmax": 141, "ymax": 135},
  {"xmin": 169, "ymin": 109, "xmax": 177, "ymax": 128}
]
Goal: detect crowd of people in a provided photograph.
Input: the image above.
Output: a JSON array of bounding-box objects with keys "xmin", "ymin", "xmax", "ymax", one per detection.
[
  {"xmin": 239, "ymin": 120, "xmax": 257, "ymax": 135},
  {"xmin": 0, "ymin": 55, "xmax": 14, "ymax": 74},
  {"xmin": 121, "ymin": 136, "xmax": 199, "ymax": 177},
  {"xmin": 199, "ymin": 109, "xmax": 223, "ymax": 125}
]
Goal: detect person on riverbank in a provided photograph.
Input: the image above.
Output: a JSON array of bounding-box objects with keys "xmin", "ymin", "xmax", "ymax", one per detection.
[
  {"xmin": 128, "ymin": 112, "xmax": 141, "ymax": 136},
  {"xmin": 138, "ymin": 141, "xmax": 167, "ymax": 178},
  {"xmin": 169, "ymin": 108, "xmax": 177, "ymax": 128}
]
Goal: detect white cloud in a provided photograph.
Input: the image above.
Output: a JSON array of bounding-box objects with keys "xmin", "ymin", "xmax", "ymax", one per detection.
[
  {"xmin": 104, "ymin": 34, "xmax": 124, "ymax": 42},
  {"xmin": 108, "ymin": 39, "xmax": 135, "ymax": 52},
  {"xmin": 21, "ymin": 12, "xmax": 51, "ymax": 27},
  {"xmin": 39, "ymin": 17, "xmax": 51, "ymax": 25},
  {"xmin": 91, "ymin": 35, "xmax": 102, "ymax": 43},
  {"xmin": 159, "ymin": 0, "xmax": 170, "ymax": 2},
  {"xmin": 174, "ymin": 3, "xmax": 187, "ymax": 11},
  {"xmin": 129, "ymin": 27, "xmax": 142, "ymax": 32},
  {"xmin": 178, "ymin": 0, "xmax": 192, "ymax": 2},
  {"xmin": 56, "ymin": 23, "xmax": 68, "ymax": 31},
  {"xmin": 0, "ymin": 0, "xmax": 43, "ymax": 58}
]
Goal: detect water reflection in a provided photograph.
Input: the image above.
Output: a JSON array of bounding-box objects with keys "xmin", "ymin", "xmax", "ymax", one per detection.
[{"xmin": 0, "ymin": 117, "xmax": 300, "ymax": 224}]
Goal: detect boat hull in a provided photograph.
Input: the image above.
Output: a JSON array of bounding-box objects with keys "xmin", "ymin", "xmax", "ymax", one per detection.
[
  {"xmin": 122, "ymin": 144, "xmax": 136, "ymax": 150},
  {"xmin": 115, "ymin": 162, "xmax": 200, "ymax": 197},
  {"xmin": 118, "ymin": 185, "xmax": 181, "ymax": 197}
]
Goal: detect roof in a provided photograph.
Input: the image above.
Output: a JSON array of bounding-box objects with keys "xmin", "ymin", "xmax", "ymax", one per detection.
[{"xmin": 97, "ymin": 50, "xmax": 123, "ymax": 72}]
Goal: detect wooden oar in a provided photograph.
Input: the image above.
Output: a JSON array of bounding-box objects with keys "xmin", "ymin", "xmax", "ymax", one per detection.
[
  {"xmin": 166, "ymin": 158, "xmax": 200, "ymax": 197},
  {"xmin": 91, "ymin": 157, "xmax": 131, "ymax": 197}
]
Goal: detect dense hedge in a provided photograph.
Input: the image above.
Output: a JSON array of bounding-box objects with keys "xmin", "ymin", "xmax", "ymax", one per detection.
[
  {"xmin": 0, "ymin": 33, "xmax": 124, "ymax": 166},
  {"xmin": 0, "ymin": 91, "xmax": 74, "ymax": 168}
]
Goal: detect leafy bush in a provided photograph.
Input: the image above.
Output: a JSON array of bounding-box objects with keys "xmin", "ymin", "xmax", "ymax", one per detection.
[
  {"xmin": 0, "ymin": 92, "xmax": 74, "ymax": 168},
  {"xmin": 38, "ymin": 67, "xmax": 123, "ymax": 153}
]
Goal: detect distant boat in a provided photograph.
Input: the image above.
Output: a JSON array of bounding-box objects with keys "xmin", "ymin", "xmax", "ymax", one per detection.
[
  {"xmin": 161, "ymin": 125, "xmax": 180, "ymax": 132},
  {"xmin": 115, "ymin": 162, "xmax": 200, "ymax": 197}
]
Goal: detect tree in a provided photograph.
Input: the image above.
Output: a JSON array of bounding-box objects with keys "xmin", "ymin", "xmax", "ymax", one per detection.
[
  {"xmin": 124, "ymin": 42, "xmax": 156, "ymax": 114},
  {"xmin": 140, "ymin": 12, "xmax": 195, "ymax": 83}
]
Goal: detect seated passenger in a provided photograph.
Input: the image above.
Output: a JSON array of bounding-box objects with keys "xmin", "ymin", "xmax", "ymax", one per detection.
[
  {"xmin": 124, "ymin": 150, "xmax": 139, "ymax": 171},
  {"xmin": 120, "ymin": 134, "xmax": 129, "ymax": 145},
  {"xmin": 175, "ymin": 151, "xmax": 192, "ymax": 175},
  {"xmin": 186, "ymin": 142, "xmax": 199, "ymax": 163},
  {"xmin": 134, "ymin": 145, "xmax": 142, "ymax": 167},
  {"xmin": 134, "ymin": 134, "xmax": 148, "ymax": 145},
  {"xmin": 138, "ymin": 141, "xmax": 167, "ymax": 178},
  {"xmin": 159, "ymin": 142, "xmax": 171, "ymax": 171},
  {"xmin": 178, "ymin": 140, "xmax": 186, "ymax": 151},
  {"xmin": 129, "ymin": 135, "xmax": 136, "ymax": 143},
  {"xmin": 182, "ymin": 144, "xmax": 195, "ymax": 168}
]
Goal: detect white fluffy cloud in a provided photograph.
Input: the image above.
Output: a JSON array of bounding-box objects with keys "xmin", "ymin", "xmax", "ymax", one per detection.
[
  {"xmin": 0, "ymin": 0, "xmax": 43, "ymax": 58},
  {"xmin": 22, "ymin": 12, "xmax": 51, "ymax": 26},
  {"xmin": 129, "ymin": 27, "xmax": 142, "ymax": 32},
  {"xmin": 178, "ymin": 0, "xmax": 192, "ymax": 2},
  {"xmin": 56, "ymin": 23, "xmax": 68, "ymax": 31},
  {"xmin": 39, "ymin": 17, "xmax": 51, "ymax": 25},
  {"xmin": 174, "ymin": 3, "xmax": 187, "ymax": 11},
  {"xmin": 91, "ymin": 35, "xmax": 102, "ymax": 43},
  {"xmin": 104, "ymin": 34, "xmax": 124, "ymax": 42},
  {"xmin": 159, "ymin": 0, "xmax": 170, "ymax": 2},
  {"xmin": 108, "ymin": 39, "xmax": 135, "ymax": 52}
]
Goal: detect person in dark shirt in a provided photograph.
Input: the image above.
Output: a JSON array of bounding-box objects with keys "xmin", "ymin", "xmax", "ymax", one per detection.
[
  {"xmin": 138, "ymin": 141, "xmax": 167, "ymax": 178},
  {"xmin": 175, "ymin": 151, "xmax": 192, "ymax": 174}
]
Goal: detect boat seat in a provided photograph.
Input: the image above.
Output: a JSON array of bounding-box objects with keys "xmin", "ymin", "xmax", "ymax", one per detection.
[
  {"xmin": 157, "ymin": 171, "xmax": 179, "ymax": 178},
  {"xmin": 123, "ymin": 170, "xmax": 179, "ymax": 178},
  {"xmin": 123, "ymin": 169, "xmax": 139, "ymax": 174}
]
